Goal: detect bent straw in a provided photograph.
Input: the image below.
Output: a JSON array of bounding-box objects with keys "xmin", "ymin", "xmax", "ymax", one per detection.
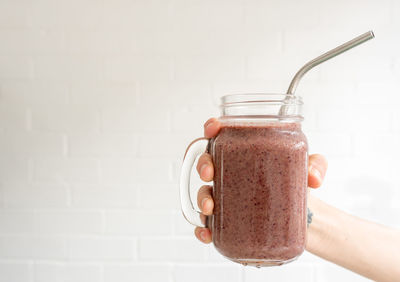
[{"xmin": 280, "ymin": 31, "xmax": 375, "ymax": 115}]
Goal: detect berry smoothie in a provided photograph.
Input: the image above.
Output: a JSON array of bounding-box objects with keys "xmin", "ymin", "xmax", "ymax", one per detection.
[{"xmin": 209, "ymin": 122, "xmax": 308, "ymax": 266}]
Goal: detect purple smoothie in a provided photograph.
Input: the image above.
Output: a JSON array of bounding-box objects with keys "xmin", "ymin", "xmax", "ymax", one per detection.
[{"xmin": 209, "ymin": 122, "xmax": 308, "ymax": 266}]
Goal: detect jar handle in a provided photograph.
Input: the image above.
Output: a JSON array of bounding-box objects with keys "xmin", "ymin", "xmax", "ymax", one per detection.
[{"xmin": 180, "ymin": 137, "xmax": 210, "ymax": 227}]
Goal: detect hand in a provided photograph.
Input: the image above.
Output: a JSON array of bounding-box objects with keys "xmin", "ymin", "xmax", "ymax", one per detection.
[{"xmin": 194, "ymin": 117, "xmax": 328, "ymax": 244}]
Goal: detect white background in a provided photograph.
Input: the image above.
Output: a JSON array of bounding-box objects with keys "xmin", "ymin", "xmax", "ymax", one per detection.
[{"xmin": 0, "ymin": 0, "xmax": 399, "ymax": 281}]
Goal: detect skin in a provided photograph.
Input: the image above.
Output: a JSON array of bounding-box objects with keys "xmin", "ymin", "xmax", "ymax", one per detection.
[{"xmin": 194, "ymin": 117, "xmax": 400, "ymax": 282}]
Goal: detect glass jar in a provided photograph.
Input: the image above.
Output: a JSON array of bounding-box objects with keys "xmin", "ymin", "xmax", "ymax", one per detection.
[{"xmin": 180, "ymin": 94, "xmax": 308, "ymax": 267}]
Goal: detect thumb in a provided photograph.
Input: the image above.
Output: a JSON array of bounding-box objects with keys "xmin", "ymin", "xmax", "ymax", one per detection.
[{"xmin": 308, "ymin": 154, "xmax": 328, "ymax": 188}]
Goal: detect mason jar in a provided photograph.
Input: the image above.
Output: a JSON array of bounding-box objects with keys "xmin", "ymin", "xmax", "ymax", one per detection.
[{"xmin": 180, "ymin": 94, "xmax": 308, "ymax": 267}]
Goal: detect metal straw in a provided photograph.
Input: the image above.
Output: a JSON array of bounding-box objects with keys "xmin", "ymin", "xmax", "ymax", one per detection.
[
  {"xmin": 287, "ymin": 31, "xmax": 374, "ymax": 95},
  {"xmin": 280, "ymin": 31, "xmax": 375, "ymax": 115}
]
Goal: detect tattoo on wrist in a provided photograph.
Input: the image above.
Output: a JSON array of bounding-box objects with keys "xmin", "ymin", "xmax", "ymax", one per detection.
[{"xmin": 307, "ymin": 207, "xmax": 313, "ymax": 227}]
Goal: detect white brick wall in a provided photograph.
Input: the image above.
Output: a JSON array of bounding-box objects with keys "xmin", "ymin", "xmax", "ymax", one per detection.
[
  {"xmin": 0, "ymin": 235, "xmax": 66, "ymax": 259},
  {"xmin": 67, "ymin": 236, "xmax": 136, "ymax": 260},
  {"xmin": 174, "ymin": 264, "xmax": 242, "ymax": 282},
  {"xmin": 243, "ymin": 263, "xmax": 314, "ymax": 282},
  {"xmin": 0, "ymin": 0, "xmax": 398, "ymax": 281},
  {"xmin": 139, "ymin": 238, "xmax": 208, "ymax": 262},
  {"xmin": 103, "ymin": 263, "xmax": 171, "ymax": 282},
  {"xmin": 34, "ymin": 263, "xmax": 101, "ymax": 282},
  {"xmin": 0, "ymin": 262, "xmax": 32, "ymax": 282},
  {"xmin": 2, "ymin": 182, "xmax": 68, "ymax": 208}
]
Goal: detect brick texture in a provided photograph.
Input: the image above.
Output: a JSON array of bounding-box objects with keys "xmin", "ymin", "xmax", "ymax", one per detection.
[{"xmin": 0, "ymin": 0, "xmax": 397, "ymax": 281}]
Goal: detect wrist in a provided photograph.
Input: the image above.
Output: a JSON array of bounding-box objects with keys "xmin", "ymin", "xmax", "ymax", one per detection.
[{"xmin": 306, "ymin": 195, "xmax": 332, "ymax": 254}]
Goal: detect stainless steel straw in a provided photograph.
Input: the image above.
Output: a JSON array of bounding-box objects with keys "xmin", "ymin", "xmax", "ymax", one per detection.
[{"xmin": 280, "ymin": 31, "xmax": 375, "ymax": 115}]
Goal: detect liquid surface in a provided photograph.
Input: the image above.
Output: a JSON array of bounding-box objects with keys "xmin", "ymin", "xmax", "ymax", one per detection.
[{"xmin": 210, "ymin": 123, "xmax": 308, "ymax": 265}]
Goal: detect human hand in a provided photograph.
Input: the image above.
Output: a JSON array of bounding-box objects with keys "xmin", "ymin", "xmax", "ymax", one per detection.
[{"xmin": 194, "ymin": 117, "xmax": 328, "ymax": 244}]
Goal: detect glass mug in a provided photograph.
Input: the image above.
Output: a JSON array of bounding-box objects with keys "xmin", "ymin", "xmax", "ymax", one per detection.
[{"xmin": 180, "ymin": 94, "xmax": 308, "ymax": 267}]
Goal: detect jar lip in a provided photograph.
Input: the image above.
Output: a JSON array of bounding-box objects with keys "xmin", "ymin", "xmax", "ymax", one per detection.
[
  {"xmin": 221, "ymin": 93, "xmax": 303, "ymax": 106},
  {"xmin": 219, "ymin": 115, "xmax": 304, "ymax": 123}
]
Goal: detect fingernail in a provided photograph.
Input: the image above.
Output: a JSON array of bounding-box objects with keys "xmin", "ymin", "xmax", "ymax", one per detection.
[
  {"xmin": 200, "ymin": 230, "xmax": 206, "ymax": 241},
  {"xmin": 311, "ymin": 167, "xmax": 322, "ymax": 182},
  {"xmin": 205, "ymin": 120, "xmax": 214, "ymax": 130},
  {"xmin": 201, "ymin": 198, "xmax": 208, "ymax": 210},
  {"xmin": 200, "ymin": 163, "xmax": 208, "ymax": 176}
]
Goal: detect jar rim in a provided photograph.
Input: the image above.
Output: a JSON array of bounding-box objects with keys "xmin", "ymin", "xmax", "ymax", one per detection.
[
  {"xmin": 220, "ymin": 93, "xmax": 303, "ymax": 121},
  {"xmin": 221, "ymin": 93, "xmax": 303, "ymax": 106}
]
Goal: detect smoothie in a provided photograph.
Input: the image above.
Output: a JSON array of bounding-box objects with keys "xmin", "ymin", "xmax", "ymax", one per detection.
[{"xmin": 210, "ymin": 122, "xmax": 308, "ymax": 266}]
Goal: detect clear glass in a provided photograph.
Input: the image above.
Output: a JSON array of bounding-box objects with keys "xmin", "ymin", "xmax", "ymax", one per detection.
[
  {"xmin": 220, "ymin": 93, "xmax": 303, "ymax": 119},
  {"xmin": 180, "ymin": 94, "xmax": 308, "ymax": 267}
]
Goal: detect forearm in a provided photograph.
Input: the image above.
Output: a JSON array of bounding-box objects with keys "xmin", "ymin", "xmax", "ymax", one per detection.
[{"xmin": 306, "ymin": 195, "xmax": 400, "ymax": 282}]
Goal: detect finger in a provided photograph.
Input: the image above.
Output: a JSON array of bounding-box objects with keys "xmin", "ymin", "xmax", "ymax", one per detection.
[
  {"xmin": 204, "ymin": 118, "xmax": 222, "ymax": 138},
  {"xmin": 197, "ymin": 185, "xmax": 214, "ymax": 215},
  {"xmin": 308, "ymin": 154, "xmax": 328, "ymax": 188},
  {"xmin": 196, "ymin": 153, "xmax": 214, "ymax": 182},
  {"xmin": 194, "ymin": 227, "xmax": 212, "ymax": 244}
]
